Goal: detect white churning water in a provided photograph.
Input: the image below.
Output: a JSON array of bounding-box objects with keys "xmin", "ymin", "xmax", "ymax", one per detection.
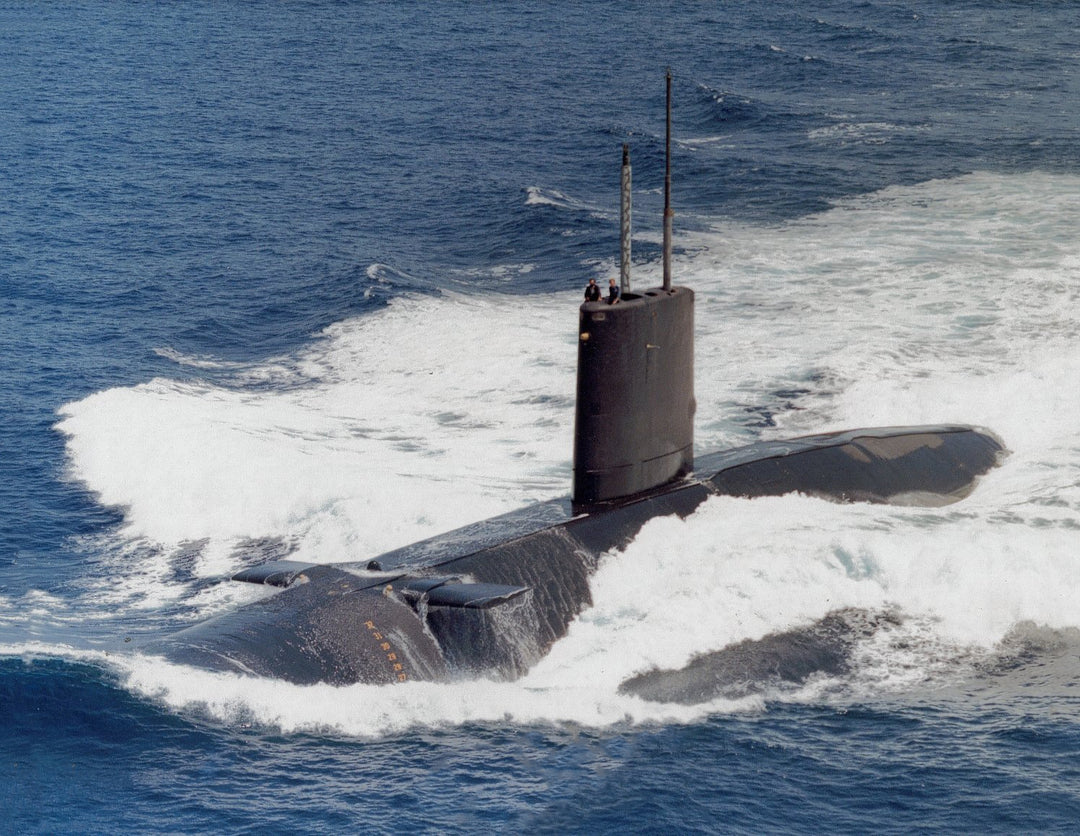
[{"xmin": 46, "ymin": 171, "xmax": 1080, "ymax": 733}]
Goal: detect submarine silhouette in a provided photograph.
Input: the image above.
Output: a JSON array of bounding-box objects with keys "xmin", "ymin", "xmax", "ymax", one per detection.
[{"xmin": 146, "ymin": 75, "xmax": 1005, "ymax": 688}]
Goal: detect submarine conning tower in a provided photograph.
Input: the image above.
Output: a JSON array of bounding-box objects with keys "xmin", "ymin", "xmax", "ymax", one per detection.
[
  {"xmin": 573, "ymin": 286, "xmax": 695, "ymax": 508},
  {"xmin": 573, "ymin": 70, "xmax": 695, "ymax": 510}
]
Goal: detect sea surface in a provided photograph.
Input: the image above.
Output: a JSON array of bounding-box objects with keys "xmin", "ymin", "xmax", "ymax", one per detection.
[{"xmin": 2, "ymin": 1, "xmax": 1080, "ymax": 832}]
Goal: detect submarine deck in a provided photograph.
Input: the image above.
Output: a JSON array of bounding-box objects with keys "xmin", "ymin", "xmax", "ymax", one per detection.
[{"xmin": 332, "ymin": 423, "xmax": 1004, "ymax": 576}]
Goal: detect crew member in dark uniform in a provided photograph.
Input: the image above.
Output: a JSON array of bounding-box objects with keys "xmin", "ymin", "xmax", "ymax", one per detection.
[
  {"xmin": 607, "ymin": 278, "xmax": 620, "ymax": 305},
  {"xmin": 584, "ymin": 278, "xmax": 601, "ymax": 302}
]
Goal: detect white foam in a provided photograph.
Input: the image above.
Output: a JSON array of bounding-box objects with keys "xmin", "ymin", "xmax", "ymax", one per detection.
[
  {"xmin": 44, "ymin": 170, "xmax": 1080, "ymax": 731},
  {"xmin": 808, "ymin": 122, "xmax": 931, "ymax": 143},
  {"xmin": 109, "ymin": 651, "xmax": 738, "ymax": 735},
  {"xmin": 59, "ymin": 294, "xmax": 580, "ymax": 561},
  {"xmin": 152, "ymin": 346, "xmax": 238, "ymax": 370}
]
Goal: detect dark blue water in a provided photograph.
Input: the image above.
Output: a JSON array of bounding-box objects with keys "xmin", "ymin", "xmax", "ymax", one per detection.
[{"xmin": 3, "ymin": 1, "xmax": 1079, "ymax": 832}]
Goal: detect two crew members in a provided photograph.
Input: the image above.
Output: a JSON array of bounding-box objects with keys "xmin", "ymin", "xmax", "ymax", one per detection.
[{"xmin": 584, "ymin": 278, "xmax": 620, "ymax": 305}]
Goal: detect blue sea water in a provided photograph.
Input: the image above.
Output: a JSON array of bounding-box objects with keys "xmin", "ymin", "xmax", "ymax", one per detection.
[{"xmin": 2, "ymin": 1, "xmax": 1080, "ymax": 832}]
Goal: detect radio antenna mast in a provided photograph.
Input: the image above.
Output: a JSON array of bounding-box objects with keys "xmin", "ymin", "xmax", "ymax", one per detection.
[{"xmin": 662, "ymin": 68, "xmax": 673, "ymax": 291}]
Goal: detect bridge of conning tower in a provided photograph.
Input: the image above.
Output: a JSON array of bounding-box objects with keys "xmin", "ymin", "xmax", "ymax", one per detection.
[{"xmin": 573, "ymin": 286, "xmax": 695, "ymax": 508}]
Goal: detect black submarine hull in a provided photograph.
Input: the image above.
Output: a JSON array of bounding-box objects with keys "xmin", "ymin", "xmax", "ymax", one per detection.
[
  {"xmin": 141, "ymin": 83, "xmax": 1008, "ymax": 693},
  {"xmin": 146, "ymin": 424, "xmax": 1005, "ymax": 686}
]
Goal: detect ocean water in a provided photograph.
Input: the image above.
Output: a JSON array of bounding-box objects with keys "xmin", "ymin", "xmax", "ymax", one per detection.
[{"xmin": 2, "ymin": 1, "xmax": 1080, "ymax": 832}]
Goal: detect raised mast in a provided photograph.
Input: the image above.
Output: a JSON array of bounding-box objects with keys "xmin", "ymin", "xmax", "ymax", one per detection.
[
  {"xmin": 620, "ymin": 143, "xmax": 632, "ymax": 294},
  {"xmin": 662, "ymin": 68, "xmax": 673, "ymax": 291}
]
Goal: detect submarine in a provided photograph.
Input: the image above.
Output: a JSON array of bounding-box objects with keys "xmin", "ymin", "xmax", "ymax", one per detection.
[{"xmin": 146, "ymin": 74, "xmax": 1005, "ymax": 688}]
